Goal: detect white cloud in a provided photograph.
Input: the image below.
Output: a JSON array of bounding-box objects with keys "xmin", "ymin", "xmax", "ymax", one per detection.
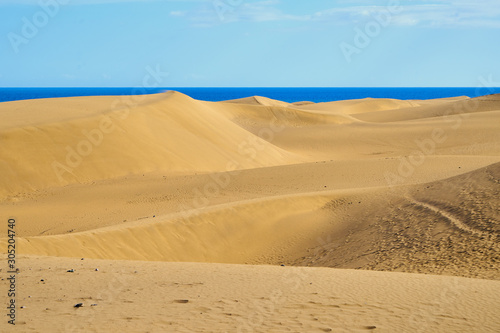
[
  {"xmin": 235, "ymin": 1, "xmax": 307, "ymax": 22},
  {"xmin": 404, "ymin": 3, "xmax": 500, "ymax": 28},
  {"xmin": 187, "ymin": 0, "xmax": 310, "ymax": 26},
  {"xmin": 170, "ymin": 10, "xmax": 186, "ymax": 17},
  {"xmin": 5, "ymin": 0, "xmax": 498, "ymax": 28},
  {"xmin": 311, "ymin": 1, "xmax": 500, "ymax": 28},
  {"xmin": 183, "ymin": 0, "xmax": 499, "ymax": 28}
]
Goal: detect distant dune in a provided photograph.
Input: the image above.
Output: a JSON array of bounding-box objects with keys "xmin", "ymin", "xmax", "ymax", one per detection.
[{"xmin": 1, "ymin": 92, "xmax": 499, "ymax": 332}]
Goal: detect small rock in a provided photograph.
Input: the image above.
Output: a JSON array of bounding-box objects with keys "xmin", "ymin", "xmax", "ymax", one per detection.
[
  {"xmin": 174, "ymin": 300, "xmax": 189, "ymax": 304},
  {"xmin": 74, "ymin": 303, "xmax": 83, "ymax": 308},
  {"xmin": 40, "ymin": 279, "xmax": 44, "ymax": 282},
  {"xmin": 81, "ymin": 258, "xmax": 84, "ymax": 260},
  {"xmin": 67, "ymin": 269, "xmax": 74, "ymax": 273},
  {"xmin": 95, "ymin": 268, "xmax": 99, "ymax": 271},
  {"xmin": 91, "ymin": 304, "xmax": 98, "ymax": 306},
  {"xmin": 280, "ymin": 264, "xmax": 285, "ymax": 267},
  {"xmin": 20, "ymin": 306, "xmax": 26, "ymax": 309}
]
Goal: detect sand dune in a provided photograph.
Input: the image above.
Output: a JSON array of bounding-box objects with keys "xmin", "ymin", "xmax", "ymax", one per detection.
[
  {"xmin": 353, "ymin": 94, "xmax": 500, "ymax": 122},
  {"xmin": 293, "ymin": 97, "xmax": 420, "ymax": 114},
  {"xmin": 1, "ymin": 92, "xmax": 499, "ymax": 332},
  {"xmin": 290, "ymin": 162, "xmax": 500, "ymax": 280},
  {"xmin": 0, "ymin": 92, "xmax": 301, "ymax": 198},
  {"xmin": 2, "ymin": 163, "xmax": 498, "ymax": 279}
]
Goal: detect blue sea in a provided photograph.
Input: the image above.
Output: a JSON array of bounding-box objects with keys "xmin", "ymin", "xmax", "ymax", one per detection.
[{"xmin": 1, "ymin": 87, "xmax": 499, "ymax": 104}]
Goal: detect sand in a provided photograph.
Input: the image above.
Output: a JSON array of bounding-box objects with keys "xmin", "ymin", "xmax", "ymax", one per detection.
[
  {"xmin": 2, "ymin": 255, "xmax": 500, "ymax": 332},
  {"xmin": 0, "ymin": 92, "xmax": 499, "ymax": 332}
]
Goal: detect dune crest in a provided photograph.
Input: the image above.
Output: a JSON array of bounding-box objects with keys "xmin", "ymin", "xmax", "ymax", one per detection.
[{"xmin": 0, "ymin": 92, "xmax": 302, "ymax": 198}]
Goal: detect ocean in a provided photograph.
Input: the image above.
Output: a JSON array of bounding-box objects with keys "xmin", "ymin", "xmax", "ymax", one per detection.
[{"xmin": 1, "ymin": 87, "xmax": 499, "ymax": 104}]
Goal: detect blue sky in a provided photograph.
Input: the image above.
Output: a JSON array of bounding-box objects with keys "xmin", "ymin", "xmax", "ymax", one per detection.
[{"xmin": 0, "ymin": 0, "xmax": 499, "ymax": 87}]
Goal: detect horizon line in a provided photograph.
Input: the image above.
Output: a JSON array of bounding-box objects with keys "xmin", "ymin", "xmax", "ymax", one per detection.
[{"xmin": 2, "ymin": 86, "xmax": 499, "ymax": 89}]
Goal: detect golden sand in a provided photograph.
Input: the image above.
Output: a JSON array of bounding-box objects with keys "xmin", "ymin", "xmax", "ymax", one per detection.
[{"xmin": 1, "ymin": 92, "xmax": 499, "ymax": 332}]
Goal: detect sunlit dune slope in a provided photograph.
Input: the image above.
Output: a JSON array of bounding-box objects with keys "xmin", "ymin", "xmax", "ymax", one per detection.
[{"xmin": 0, "ymin": 91, "xmax": 303, "ymax": 198}]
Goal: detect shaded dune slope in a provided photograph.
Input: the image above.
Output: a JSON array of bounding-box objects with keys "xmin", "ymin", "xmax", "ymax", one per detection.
[
  {"xmin": 2, "ymin": 162, "xmax": 498, "ymax": 280},
  {"xmin": 291, "ymin": 162, "xmax": 500, "ymax": 280}
]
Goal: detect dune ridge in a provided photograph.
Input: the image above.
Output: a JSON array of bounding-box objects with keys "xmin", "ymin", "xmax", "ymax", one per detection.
[
  {"xmin": 1, "ymin": 92, "xmax": 499, "ymax": 332},
  {"xmin": 0, "ymin": 92, "xmax": 302, "ymax": 198}
]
